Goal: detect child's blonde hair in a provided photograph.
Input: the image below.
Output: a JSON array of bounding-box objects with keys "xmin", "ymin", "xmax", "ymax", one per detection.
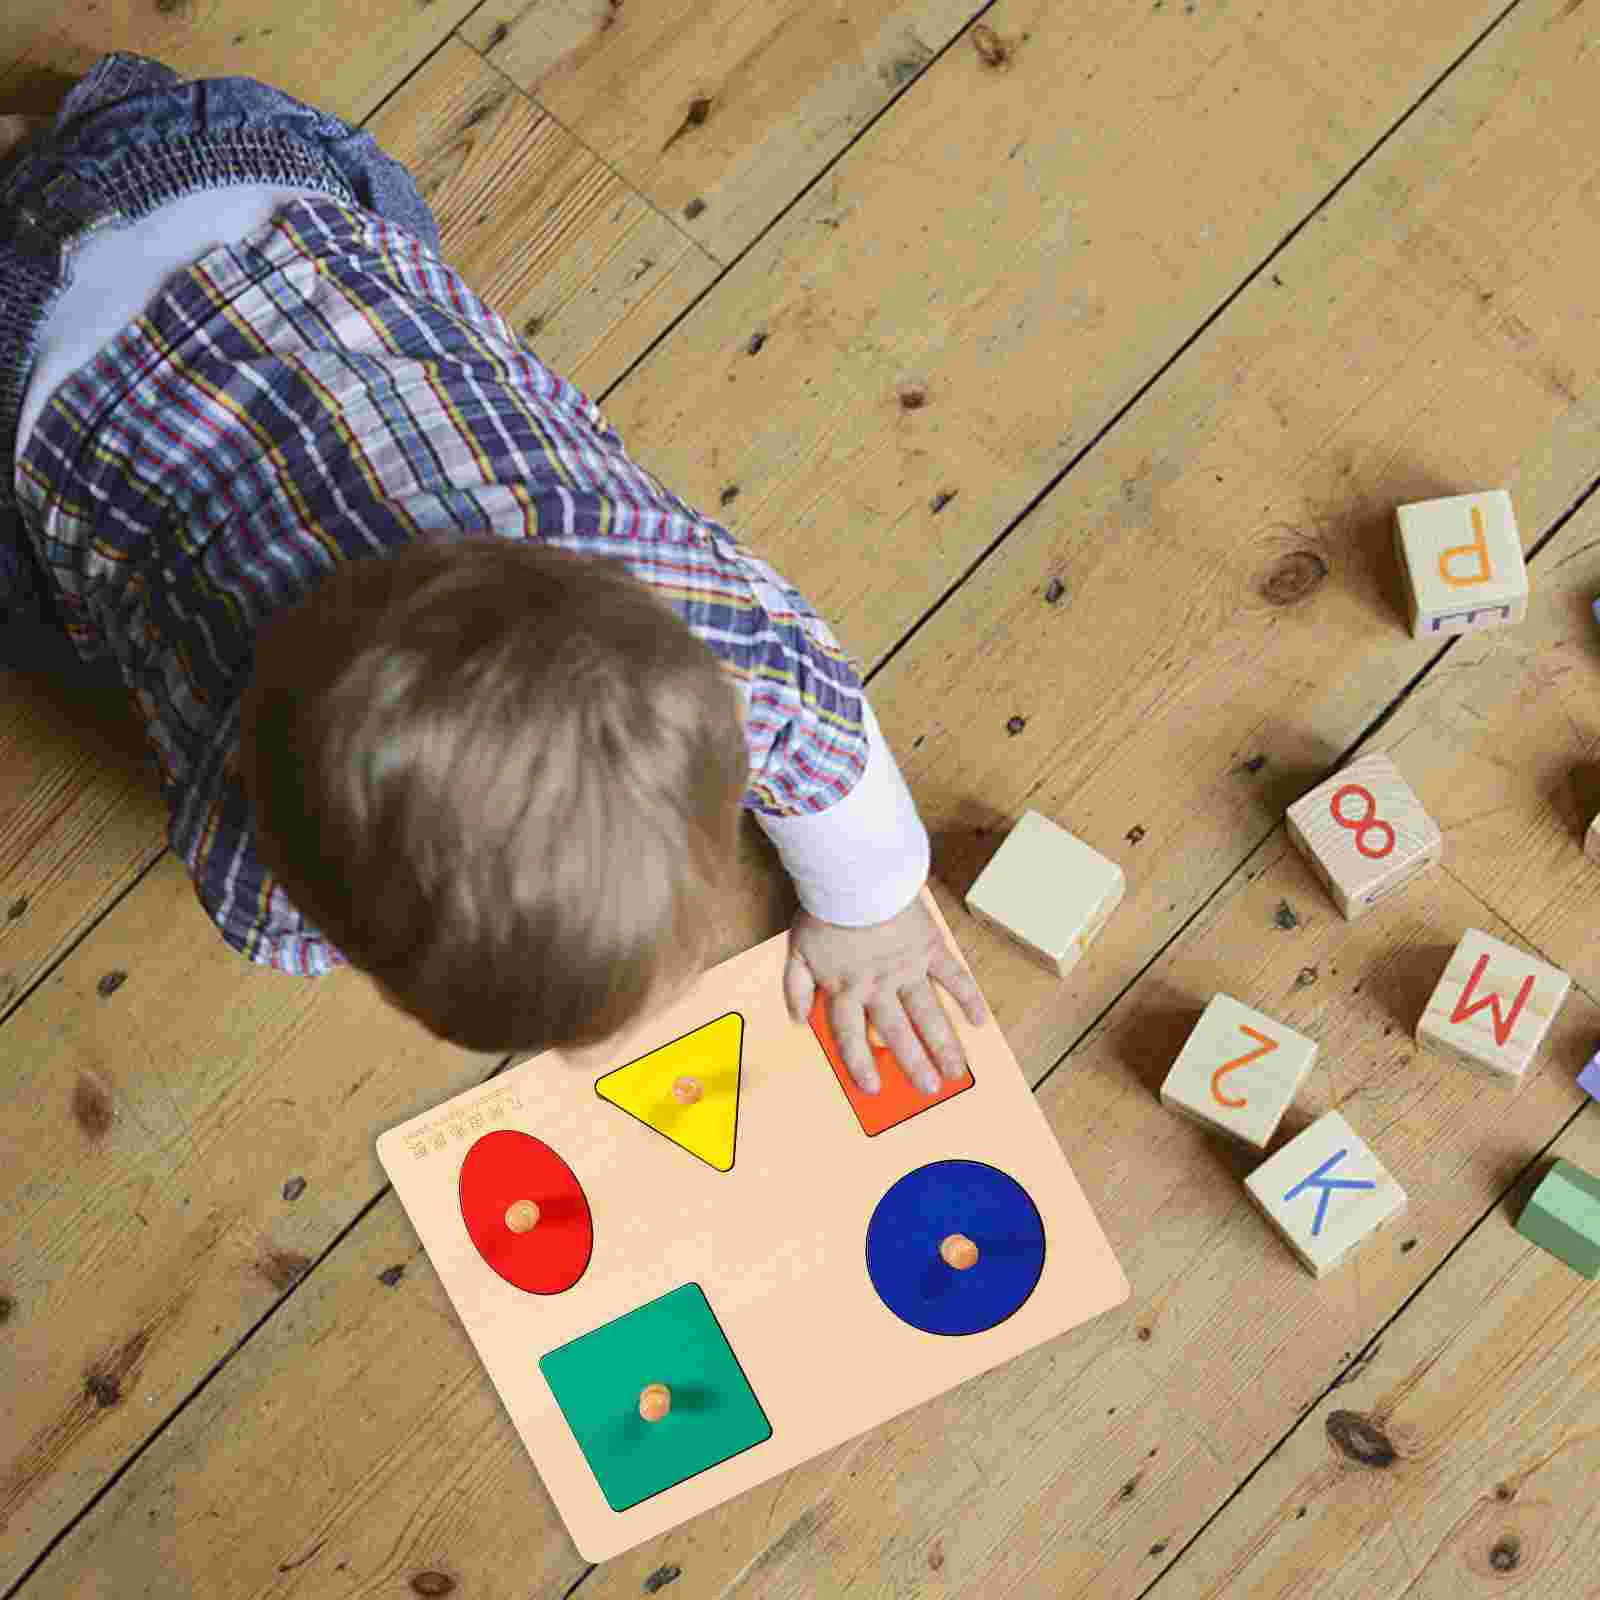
[{"xmin": 236, "ymin": 538, "xmax": 750, "ymax": 1055}]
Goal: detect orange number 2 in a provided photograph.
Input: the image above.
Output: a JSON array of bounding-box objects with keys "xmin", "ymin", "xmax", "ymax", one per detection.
[{"xmin": 1211, "ymin": 1024, "xmax": 1279, "ymax": 1108}]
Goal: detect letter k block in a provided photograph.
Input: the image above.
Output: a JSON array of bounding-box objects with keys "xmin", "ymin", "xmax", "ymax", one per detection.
[{"xmin": 1245, "ymin": 1111, "xmax": 1407, "ymax": 1276}]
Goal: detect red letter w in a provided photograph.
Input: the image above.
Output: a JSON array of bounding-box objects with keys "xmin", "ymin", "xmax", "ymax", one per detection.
[{"xmin": 1450, "ymin": 953, "xmax": 1534, "ymax": 1047}]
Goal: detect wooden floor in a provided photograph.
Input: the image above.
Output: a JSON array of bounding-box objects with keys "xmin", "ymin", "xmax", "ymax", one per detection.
[{"xmin": 5, "ymin": 0, "xmax": 1600, "ymax": 1594}]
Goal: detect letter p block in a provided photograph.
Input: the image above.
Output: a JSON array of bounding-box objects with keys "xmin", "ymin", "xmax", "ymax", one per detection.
[{"xmin": 1393, "ymin": 490, "xmax": 1528, "ymax": 639}]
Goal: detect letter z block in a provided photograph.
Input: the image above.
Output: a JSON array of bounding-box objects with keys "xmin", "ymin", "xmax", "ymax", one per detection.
[
  {"xmin": 1516, "ymin": 1159, "xmax": 1600, "ymax": 1279},
  {"xmin": 1160, "ymin": 994, "xmax": 1317, "ymax": 1151},
  {"xmin": 1394, "ymin": 489, "xmax": 1528, "ymax": 639},
  {"xmin": 1417, "ymin": 929, "xmax": 1570, "ymax": 1084},
  {"xmin": 964, "ymin": 809, "xmax": 1124, "ymax": 978},
  {"xmin": 1285, "ymin": 751, "xmax": 1441, "ymax": 920},
  {"xmin": 1244, "ymin": 1110, "xmax": 1407, "ymax": 1277}
]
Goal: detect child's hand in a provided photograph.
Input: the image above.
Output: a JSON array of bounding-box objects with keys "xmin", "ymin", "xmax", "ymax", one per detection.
[{"xmin": 783, "ymin": 893, "xmax": 988, "ymax": 1095}]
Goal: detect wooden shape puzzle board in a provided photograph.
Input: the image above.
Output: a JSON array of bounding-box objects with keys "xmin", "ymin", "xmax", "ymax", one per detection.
[{"xmin": 376, "ymin": 889, "xmax": 1129, "ymax": 1563}]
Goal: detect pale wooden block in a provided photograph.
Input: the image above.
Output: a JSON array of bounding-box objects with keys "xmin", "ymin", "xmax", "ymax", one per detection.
[
  {"xmin": 1285, "ymin": 751, "xmax": 1441, "ymax": 920},
  {"xmin": 1586, "ymin": 811, "xmax": 1600, "ymax": 863},
  {"xmin": 1160, "ymin": 994, "xmax": 1318, "ymax": 1151},
  {"xmin": 1417, "ymin": 928, "xmax": 1571, "ymax": 1084},
  {"xmin": 964, "ymin": 810, "xmax": 1124, "ymax": 978},
  {"xmin": 1393, "ymin": 489, "xmax": 1528, "ymax": 639},
  {"xmin": 1244, "ymin": 1110, "xmax": 1407, "ymax": 1277}
]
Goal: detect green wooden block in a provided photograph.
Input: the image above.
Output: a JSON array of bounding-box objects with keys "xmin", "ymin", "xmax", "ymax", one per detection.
[
  {"xmin": 1516, "ymin": 1159, "xmax": 1600, "ymax": 1280},
  {"xmin": 539, "ymin": 1283, "xmax": 771, "ymax": 1512}
]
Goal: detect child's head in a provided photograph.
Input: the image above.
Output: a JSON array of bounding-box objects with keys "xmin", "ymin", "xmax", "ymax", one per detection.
[{"xmin": 236, "ymin": 538, "xmax": 750, "ymax": 1056}]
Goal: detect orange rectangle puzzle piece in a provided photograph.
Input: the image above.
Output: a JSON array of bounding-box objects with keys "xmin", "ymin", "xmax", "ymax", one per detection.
[{"xmin": 807, "ymin": 994, "xmax": 973, "ymax": 1135}]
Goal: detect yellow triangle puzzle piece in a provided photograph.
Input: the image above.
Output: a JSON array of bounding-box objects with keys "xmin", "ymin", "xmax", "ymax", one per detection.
[{"xmin": 594, "ymin": 1012, "xmax": 743, "ymax": 1172}]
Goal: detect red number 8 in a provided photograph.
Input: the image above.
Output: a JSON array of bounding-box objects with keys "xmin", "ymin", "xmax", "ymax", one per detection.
[{"xmin": 1330, "ymin": 783, "xmax": 1395, "ymax": 859}]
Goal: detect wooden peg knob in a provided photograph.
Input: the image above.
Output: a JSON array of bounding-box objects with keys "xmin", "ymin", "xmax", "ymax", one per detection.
[
  {"xmin": 940, "ymin": 1233, "xmax": 979, "ymax": 1271},
  {"xmin": 504, "ymin": 1199, "xmax": 541, "ymax": 1234},
  {"xmin": 672, "ymin": 1076, "xmax": 703, "ymax": 1105},
  {"xmin": 639, "ymin": 1383, "xmax": 672, "ymax": 1422}
]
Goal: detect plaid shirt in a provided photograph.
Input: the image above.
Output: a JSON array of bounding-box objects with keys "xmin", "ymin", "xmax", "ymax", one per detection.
[{"xmin": 14, "ymin": 195, "xmax": 873, "ymax": 974}]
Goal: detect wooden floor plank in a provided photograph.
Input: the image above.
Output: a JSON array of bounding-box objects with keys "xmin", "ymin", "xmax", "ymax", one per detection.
[
  {"xmin": 0, "ymin": 853, "xmax": 501, "ymax": 1590},
  {"xmin": 365, "ymin": 39, "xmax": 720, "ymax": 396},
  {"xmin": 8, "ymin": 1198, "xmax": 591, "ymax": 1600},
  {"xmin": 1145, "ymin": 1114, "xmax": 1600, "ymax": 1600},
  {"xmin": 582, "ymin": 0, "xmax": 1517, "ymax": 666},
  {"xmin": 1171, "ymin": 1113, "xmax": 1600, "ymax": 1600},
  {"xmin": 0, "ymin": 675, "xmax": 161, "ymax": 1023},
  {"xmin": 456, "ymin": 0, "xmax": 980, "ymax": 263},
  {"xmin": 1127, "ymin": 447, "xmax": 1600, "ymax": 1600},
  {"xmin": 0, "ymin": 0, "xmax": 479, "ymax": 127},
  {"xmin": 1152, "ymin": 1081, "xmax": 1600, "ymax": 1593}
]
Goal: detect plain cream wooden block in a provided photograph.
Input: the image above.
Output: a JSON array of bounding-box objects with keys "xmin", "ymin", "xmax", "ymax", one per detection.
[
  {"xmin": 1160, "ymin": 994, "xmax": 1317, "ymax": 1151},
  {"xmin": 1285, "ymin": 751, "xmax": 1441, "ymax": 920},
  {"xmin": 1244, "ymin": 1110, "xmax": 1407, "ymax": 1277},
  {"xmin": 964, "ymin": 809, "xmax": 1124, "ymax": 977},
  {"xmin": 1394, "ymin": 489, "xmax": 1528, "ymax": 639},
  {"xmin": 1417, "ymin": 928, "xmax": 1570, "ymax": 1084}
]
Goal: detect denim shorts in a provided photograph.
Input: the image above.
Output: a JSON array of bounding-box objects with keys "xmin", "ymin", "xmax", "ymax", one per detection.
[{"xmin": 0, "ymin": 51, "xmax": 441, "ymax": 670}]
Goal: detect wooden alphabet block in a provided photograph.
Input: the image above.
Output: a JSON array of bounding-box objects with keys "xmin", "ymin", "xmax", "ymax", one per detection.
[
  {"xmin": 1578, "ymin": 1051, "xmax": 1600, "ymax": 1104},
  {"xmin": 964, "ymin": 809, "xmax": 1124, "ymax": 978},
  {"xmin": 1244, "ymin": 1110, "xmax": 1406, "ymax": 1277},
  {"xmin": 1417, "ymin": 929, "xmax": 1570, "ymax": 1084},
  {"xmin": 1394, "ymin": 490, "xmax": 1528, "ymax": 639},
  {"xmin": 1516, "ymin": 1159, "xmax": 1600, "ymax": 1279},
  {"xmin": 1285, "ymin": 751, "xmax": 1441, "ymax": 920},
  {"xmin": 1159, "ymin": 994, "xmax": 1317, "ymax": 1150}
]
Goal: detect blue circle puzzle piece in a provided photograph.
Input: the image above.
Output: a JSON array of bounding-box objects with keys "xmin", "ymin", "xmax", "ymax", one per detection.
[{"xmin": 865, "ymin": 1159, "xmax": 1045, "ymax": 1336}]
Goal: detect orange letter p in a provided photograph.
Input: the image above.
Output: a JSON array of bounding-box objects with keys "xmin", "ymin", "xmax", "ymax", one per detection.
[{"xmin": 1438, "ymin": 505, "xmax": 1492, "ymax": 589}]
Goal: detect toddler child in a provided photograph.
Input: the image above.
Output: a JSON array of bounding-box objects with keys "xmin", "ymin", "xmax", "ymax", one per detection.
[{"xmin": 0, "ymin": 52, "xmax": 986, "ymax": 1092}]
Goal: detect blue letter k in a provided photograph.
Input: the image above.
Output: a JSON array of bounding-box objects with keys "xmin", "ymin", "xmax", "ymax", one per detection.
[{"xmin": 1282, "ymin": 1148, "xmax": 1375, "ymax": 1236}]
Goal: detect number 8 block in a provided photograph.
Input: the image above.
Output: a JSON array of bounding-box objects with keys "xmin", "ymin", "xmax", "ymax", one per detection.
[{"xmin": 1285, "ymin": 752, "xmax": 1441, "ymax": 921}]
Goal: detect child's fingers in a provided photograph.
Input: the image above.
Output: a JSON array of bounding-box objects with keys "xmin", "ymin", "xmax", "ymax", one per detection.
[
  {"xmin": 874, "ymin": 998, "xmax": 939, "ymax": 1095},
  {"xmin": 901, "ymin": 984, "xmax": 966, "ymax": 1084},
  {"xmin": 932, "ymin": 946, "xmax": 988, "ymax": 1028},
  {"xmin": 783, "ymin": 945, "xmax": 816, "ymax": 1026},
  {"xmin": 830, "ymin": 998, "xmax": 882, "ymax": 1095}
]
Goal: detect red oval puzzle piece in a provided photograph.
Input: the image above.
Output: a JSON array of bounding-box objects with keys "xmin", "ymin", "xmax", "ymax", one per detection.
[{"xmin": 459, "ymin": 1129, "xmax": 593, "ymax": 1294}]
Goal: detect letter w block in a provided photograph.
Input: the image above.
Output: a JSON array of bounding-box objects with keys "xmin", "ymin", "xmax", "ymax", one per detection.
[{"xmin": 1418, "ymin": 929, "xmax": 1570, "ymax": 1085}]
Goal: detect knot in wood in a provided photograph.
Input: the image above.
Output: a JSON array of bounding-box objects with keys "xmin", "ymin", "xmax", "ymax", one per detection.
[
  {"xmin": 1325, "ymin": 1409, "xmax": 1396, "ymax": 1468},
  {"xmin": 1488, "ymin": 1535, "xmax": 1521, "ymax": 1572},
  {"xmin": 1257, "ymin": 549, "xmax": 1329, "ymax": 606}
]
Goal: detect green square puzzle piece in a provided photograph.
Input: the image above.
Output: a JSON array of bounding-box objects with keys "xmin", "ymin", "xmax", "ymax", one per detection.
[
  {"xmin": 539, "ymin": 1283, "xmax": 772, "ymax": 1512},
  {"xmin": 1516, "ymin": 1159, "xmax": 1600, "ymax": 1280}
]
